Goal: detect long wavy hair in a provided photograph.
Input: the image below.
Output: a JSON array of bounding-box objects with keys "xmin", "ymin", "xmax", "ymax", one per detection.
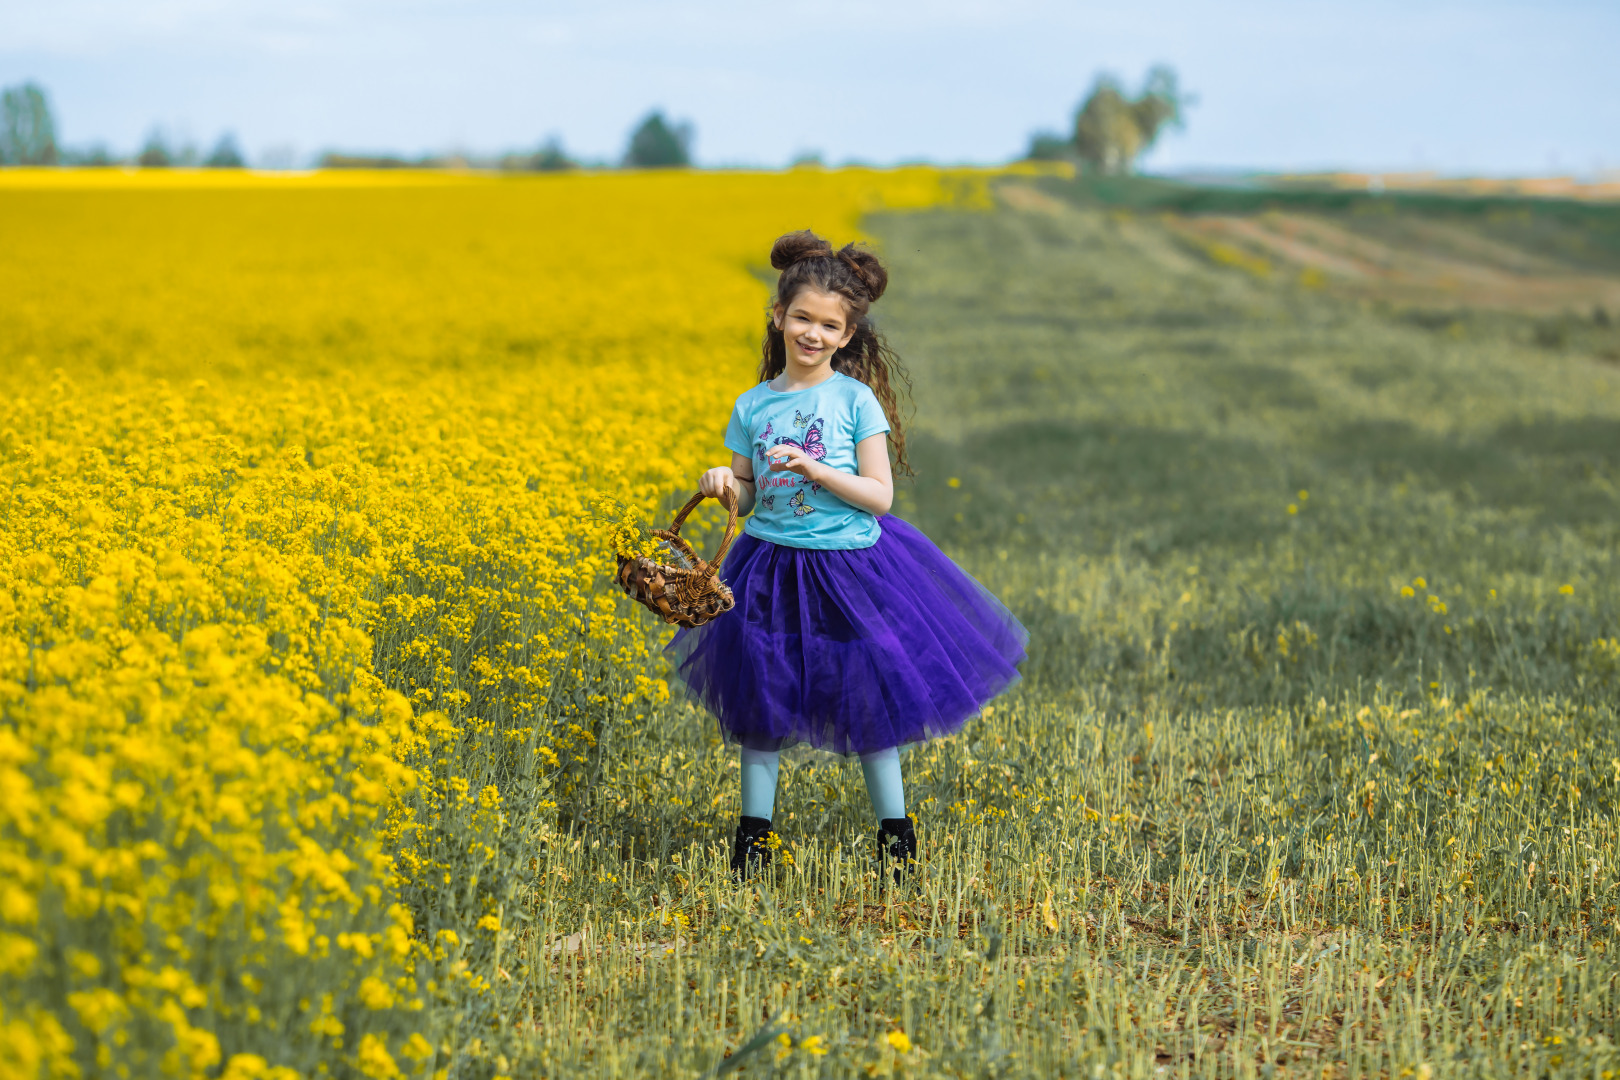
[{"xmin": 758, "ymin": 230, "xmax": 913, "ymax": 476}]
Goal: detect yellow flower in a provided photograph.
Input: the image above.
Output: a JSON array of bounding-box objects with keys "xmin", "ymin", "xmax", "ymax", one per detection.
[
  {"xmin": 358, "ymin": 977, "xmax": 396, "ymax": 1010},
  {"xmin": 0, "ymin": 167, "xmax": 970, "ymax": 1074},
  {"xmin": 887, "ymin": 1030, "xmax": 913, "ymax": 1053},
  {"xmin": 354, "ymin": 1034, "xmax": 402, "ymax": 1079},
  {"xmin": 1560, "ymin": 583, "xmax": 1575, "ymax": 595}
]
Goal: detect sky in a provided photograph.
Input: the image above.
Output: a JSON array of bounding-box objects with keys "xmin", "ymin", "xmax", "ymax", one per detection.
[{"xmin": 1, "ymin": 0, "xmax": 1616, "ymax": 175}]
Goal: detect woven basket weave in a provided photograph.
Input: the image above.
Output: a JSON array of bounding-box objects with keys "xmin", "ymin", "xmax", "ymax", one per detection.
[{"xmin": 615, "ymin": 489, "xmax": 739, "ymax": 629}]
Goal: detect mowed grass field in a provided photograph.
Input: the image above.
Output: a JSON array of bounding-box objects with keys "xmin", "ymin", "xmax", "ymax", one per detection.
[
  {"xmin": 565, "ymin": 182, "xmax": 1620, "ymax": 1078},
  {"xmin": 4, "ymin": 169, "xmax": 1620, "ymax": 1078}
]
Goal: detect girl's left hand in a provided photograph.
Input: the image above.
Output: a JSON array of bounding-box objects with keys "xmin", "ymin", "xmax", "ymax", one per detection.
[{"xmin": 767, "ymin": 445, "xmax": 823, "ymax": 481}]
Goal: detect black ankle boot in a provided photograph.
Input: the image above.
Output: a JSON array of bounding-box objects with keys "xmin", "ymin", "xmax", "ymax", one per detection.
[
  {"xmin": 877, "ymin": 816, "xmax": 917, "ymax": 884},
  {"xmin": 731, "ymin": 816, "xmax": 774, "ymax": 879}
]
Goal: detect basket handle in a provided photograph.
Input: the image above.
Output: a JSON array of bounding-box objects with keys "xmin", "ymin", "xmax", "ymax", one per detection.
[{"xmin": 664, "ymin": 486, "xmax": 740, "ymax": 576}]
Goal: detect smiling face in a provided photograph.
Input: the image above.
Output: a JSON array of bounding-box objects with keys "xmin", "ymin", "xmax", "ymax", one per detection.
[{"xmin": 772, "ymin": 288, "xmax": 857, "ymax": 375}]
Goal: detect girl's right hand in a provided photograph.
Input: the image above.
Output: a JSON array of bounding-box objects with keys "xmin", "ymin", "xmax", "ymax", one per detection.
[{"xmin": 699, "ymin": 466, "xmax": 736, "ymax": 500}]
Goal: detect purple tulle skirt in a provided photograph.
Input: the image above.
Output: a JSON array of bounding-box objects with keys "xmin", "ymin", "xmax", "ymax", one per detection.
[{"xmin": 665, "ymin": 516, "xmax": 1028, "ymax": 756}]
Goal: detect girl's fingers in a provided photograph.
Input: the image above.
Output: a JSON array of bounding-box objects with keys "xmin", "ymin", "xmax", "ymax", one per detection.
[{"xmin": 699, "ymin": 467, "xmax": 732, "ymax": 496}]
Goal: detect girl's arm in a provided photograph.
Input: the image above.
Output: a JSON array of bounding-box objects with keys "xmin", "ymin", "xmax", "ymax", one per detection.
[
  {"xmin": 767, "ymin": 434, "xmax": 893, "ymax": 516},
  {"xmin": 698, "ymin": 452, "xmax": 757, "ymax": 515}
]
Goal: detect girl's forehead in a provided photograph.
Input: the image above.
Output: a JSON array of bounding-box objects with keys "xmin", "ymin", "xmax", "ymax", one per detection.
[{"xmin": 787, "ymin": 288, "xmax": 849, "ymax": 320}]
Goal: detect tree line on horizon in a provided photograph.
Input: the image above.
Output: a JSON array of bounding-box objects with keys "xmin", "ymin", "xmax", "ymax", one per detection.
[
  {"xmin": 1, "ymin": 69, "xmax": 1190, "ymax": 174},
  {"xmin": 0, "ymin": 84, "xmax": 700, "ymax": 171},
  {"xmin": 320, "ymin": 112, "xmax": 695, "ymax": 171}
]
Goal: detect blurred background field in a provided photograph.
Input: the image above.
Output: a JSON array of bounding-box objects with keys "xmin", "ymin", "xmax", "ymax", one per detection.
[{"xmin": 3, "ymin": 163, "xmax": 1620, "ymax": 1076}]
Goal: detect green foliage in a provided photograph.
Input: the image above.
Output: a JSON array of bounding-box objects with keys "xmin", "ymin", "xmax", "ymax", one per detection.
[
  {"xmin": 204, "ymin": 134, "xmax": 245, "ymax": 168},
  {"xmin": 1, "ymin": 81, "xmax": 59, "ymax": 166},
  {"xmin": 1072, "ymin": 65, "xmax": 1188, "ymax": 175},
  {"xmin": 136, "ymin": 130, "xmax": 174, "ymax": 168},
  {"xmin": 502, "ymin": 137, "xmax": 576, "ymax": 172},
  {"xmin": 1022, "ymin": 131, "xmax": 1073, "ymax": 162},
  {"xmin": 624, "ymin": 111, "xmax": 693, "ymax": 169}
]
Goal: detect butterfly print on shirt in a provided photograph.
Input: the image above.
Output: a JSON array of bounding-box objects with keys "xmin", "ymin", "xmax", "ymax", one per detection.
[
  {"xmin": 788, "ymin": 488, "xmax": 814, "ymax": 516},
  {"xmin": 759, "ymin": 494, "xmax": 775, "ymax": 510},
  {"xmin": 773, "ymin": 418, "xmax": 826, "ymax": 461}
]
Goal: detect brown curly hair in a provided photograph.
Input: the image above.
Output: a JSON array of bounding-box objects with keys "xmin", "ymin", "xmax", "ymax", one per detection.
[{"xmin": 758, "ymin": 230, "xmax": 913, "ymax": 475}]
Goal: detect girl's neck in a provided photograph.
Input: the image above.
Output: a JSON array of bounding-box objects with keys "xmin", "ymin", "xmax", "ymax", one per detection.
[{"xmin": 770, "ymin": 360, "xmax": 837, "ymax": 393}]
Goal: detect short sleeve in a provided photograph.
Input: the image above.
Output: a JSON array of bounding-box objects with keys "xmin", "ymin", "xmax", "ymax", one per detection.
[
  {"xmin": 851, "ymin": 384, "xmax": 891, "ymax": 442},
  {"xmin": 723, "ymin": 398, "xmax": 753, "ymax": 458}
]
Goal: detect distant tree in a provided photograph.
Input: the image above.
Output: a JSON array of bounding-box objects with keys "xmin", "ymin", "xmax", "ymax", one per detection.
[
  {"xmin": 137, "ymin": 130, "xmax": 173, "ymax": 168},
  {"xmin": 536, "ymin": 137, "xmax": 576, "ymax": 170},
  {"xmin": 624, "ymin": 111, "xmax": 692, "ymax": 168},
  {"xmin": 204, "ymin": 134, "xmax": 244, "ymax": 168},
  {"xmin": 1131, "ymin": 66, "xmax": 1187, "ymax": 152},
  {"xmin": 1072, "ymin": 65, "xmax": 1190, "ymax": 174},
  {"xmin": 1023, "ymin": 131, "xmax": 1073, "ymax": 162},
  {"xmin": 1, "ymin": 81, "xmax": 60, "ymax": 165},
  {"xmin": 790, "ymin": 150, "xmax": 825, "ymax": 169},
  {"xmin": 503, "ymin": 136, "xmax": 575, "ymax": 172},
  {"xmin": 1072, "ymin": 77, "xmax": 1140, "ymax": 174}
]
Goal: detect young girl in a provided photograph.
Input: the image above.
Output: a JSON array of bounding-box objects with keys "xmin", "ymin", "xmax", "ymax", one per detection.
[{"xmin": 669, "ymin": 229, "xmax": 1027, "ymax": 879}]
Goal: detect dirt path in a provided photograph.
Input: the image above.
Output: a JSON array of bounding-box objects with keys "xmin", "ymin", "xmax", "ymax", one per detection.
[{"xmin": 1168, "ymin": 211, "xmax": 1620, "ymax": 312}]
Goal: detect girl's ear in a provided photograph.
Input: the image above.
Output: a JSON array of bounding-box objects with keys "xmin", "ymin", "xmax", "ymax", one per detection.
[
  {"xmin": 771, "ymin": 303, "xmax": 784, "ymax": 330},
  {"xmin": 836, "ymin": 322, "xmax": 857, "ymax": 349}
]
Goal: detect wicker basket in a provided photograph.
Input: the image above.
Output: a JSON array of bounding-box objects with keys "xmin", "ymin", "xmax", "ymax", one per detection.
[{"xmin": 615, "ymin": 489, "xmax": 739, "ymax": 629}]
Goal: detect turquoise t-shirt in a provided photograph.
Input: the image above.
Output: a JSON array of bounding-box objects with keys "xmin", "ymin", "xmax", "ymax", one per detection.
[{"xmin": 723, "ymin": 372, "xmax": 892, "ymax": 550}]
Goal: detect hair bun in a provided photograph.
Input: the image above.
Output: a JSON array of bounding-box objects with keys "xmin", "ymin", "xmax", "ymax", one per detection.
[
  {"xmin": 836, "ymin": 244, "xmax": 889, "ymax": 301},
  {"xmin": 770, "ymin": 229, "xmax": 833, "ymax": 270}
]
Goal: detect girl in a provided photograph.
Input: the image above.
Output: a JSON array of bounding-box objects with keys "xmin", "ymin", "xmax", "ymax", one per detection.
[{"xmin": 669, "ymin": 230, "xmax": 1027, "ymax": 880}]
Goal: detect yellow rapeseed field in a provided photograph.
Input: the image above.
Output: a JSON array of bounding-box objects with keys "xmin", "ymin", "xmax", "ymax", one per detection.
[{"xmin": 0, "ymin": 168, "xmax": 983, "ymax": 1078}]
